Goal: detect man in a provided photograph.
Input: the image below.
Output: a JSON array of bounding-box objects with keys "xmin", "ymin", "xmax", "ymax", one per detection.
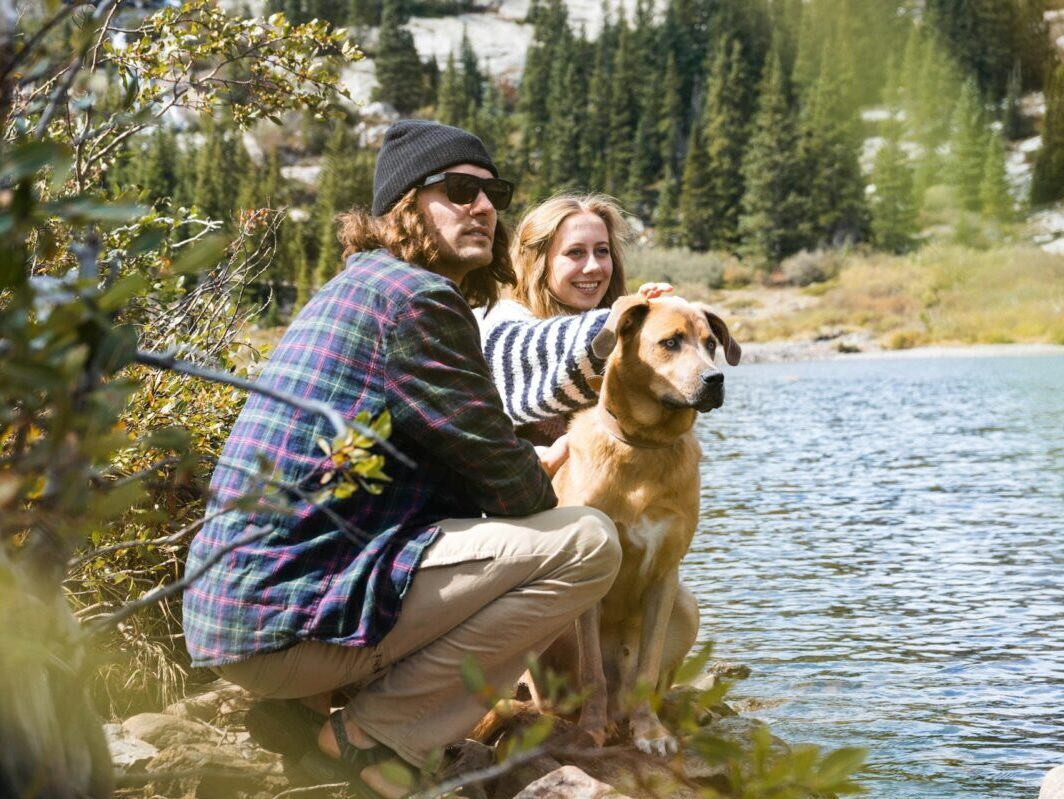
[{"xmin": 182, "ymin": 120, "xmax": 621, "ymax": 797}]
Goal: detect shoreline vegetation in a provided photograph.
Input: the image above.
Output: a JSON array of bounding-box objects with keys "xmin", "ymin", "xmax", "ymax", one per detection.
[{"xmin": 621, "ymin": 242, "xmax": 1064, "ymax": 363}]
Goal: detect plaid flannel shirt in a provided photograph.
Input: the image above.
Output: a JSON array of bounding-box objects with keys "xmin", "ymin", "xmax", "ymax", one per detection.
[{"xmin": 183, "ymin": 249, "xmax": 556, "ymax": 668}]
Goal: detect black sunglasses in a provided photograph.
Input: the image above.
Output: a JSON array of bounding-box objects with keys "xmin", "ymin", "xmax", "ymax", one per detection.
[{"xmin": 419, "ymin": 172, "xmax": 514, "ymax": 211}]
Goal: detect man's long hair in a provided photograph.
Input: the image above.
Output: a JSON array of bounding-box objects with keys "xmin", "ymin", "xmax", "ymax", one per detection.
[{"xmin": 336, "ymin": 189, "xmax": 515, "ymax": 309}]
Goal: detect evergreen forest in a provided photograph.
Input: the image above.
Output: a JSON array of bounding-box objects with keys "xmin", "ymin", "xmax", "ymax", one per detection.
[{"xmin": 109, "ymin": 0, "xmax": 1064, "ymax": 319}]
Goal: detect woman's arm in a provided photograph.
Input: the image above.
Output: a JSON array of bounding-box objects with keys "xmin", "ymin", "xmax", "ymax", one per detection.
[{"xmin": 477, "ymin": 300, "xmax": 610, "ymax": 426}]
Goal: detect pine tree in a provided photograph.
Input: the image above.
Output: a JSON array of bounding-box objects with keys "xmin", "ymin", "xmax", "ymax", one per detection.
[
  {"xmin": 604, "ymin": 8, "xmax": 638, "ymax": 197},
  {"xmin": 374, "ymin": 0, "xmax": 424, "ymax": 114},
  {"xmin": 475, "ymin": 80, "xmax": 514, "ymax": 178},
  {"xmin": 458, "ymin": 30, "xmax": 483, "ymax": 111},
  {"xmin": 348, "ymin": 0, "xmax": 381, "ymax": 26},
  {"xmin": 949, "ymin": 80, "xmax": 989, "ymax": 212},
  {"xmin": 738, "ymin": 49, "xmax": 806, "ymax": 266},
  {"xmin": 1002, "ymin": 62, "xmax": 1029, "ymax": 140},
  {"xmin": 1031, "ymin": 64, "xmax": 1064, "ymax": 206},
  {"xmin": 796, "ymin": 32, "xmax": 867, "ymax": 247},
  {"xmin": 539, "ymin": 31, "xmax": 583, "ymax": 197},
  {"xmin": 580, "ymin": 11, "xmax": 614, "ymax": 191},
  {"xmin": 653, "ymin": 163, "xmax": 682, "ymax": 247},
  {"xmin": 658, "ymin": 52, "xmax": 684, "ymax": 177},
  {"xmin": 979, "ymin": 131, "xmax": 1013, "ymax": 221},
  {"xmin": 437, "ymin": 53, "xmax": 470, "ymax": 127},
  {"xmin": 292, "ymin": 223, "xmax": 314, "ymax": 311},
  {"xmin": 138, "ymin": 128, "xmax": 179, "ymax": 207},
  {"xmin": 678, "ymin": 111, "xmax": 712, "ymax": 250},
  {"xmin": 700, "ymin": 38, "xmax": 748, "ymax": 250},
  {"xmin": 314, "ymin": 123, "xmax": 351, "ymax": 286},
  {"xmin": 870, "ymin": 134, "xmax": 918, "ymax": 253},
  {"xmin": 422, "ymin": 55, "xmax": 440, "ymax": 109},
  {"xmin": 193, "ymin": 121, "xmax": 239, "ymax": 222}
]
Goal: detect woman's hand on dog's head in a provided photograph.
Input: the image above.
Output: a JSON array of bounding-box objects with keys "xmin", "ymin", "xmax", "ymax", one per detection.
[{"xmin": 636, "ymin": 282, "xmax": 674, "ymax": 300}]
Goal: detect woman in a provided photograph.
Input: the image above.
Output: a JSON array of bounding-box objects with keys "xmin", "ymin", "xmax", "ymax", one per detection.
[
  {"xmin": 475, "ymin": 193, "xmax": 698, "ymax": 705},
  {"xmin": 476, "ymin": 193, "xmax": 669, "ymax": 444}
]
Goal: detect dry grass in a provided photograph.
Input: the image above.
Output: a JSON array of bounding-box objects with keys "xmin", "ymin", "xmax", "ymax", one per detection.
[{"xmin": 659, "ymin": 245, "xmax": 1064, "ymax": 347}]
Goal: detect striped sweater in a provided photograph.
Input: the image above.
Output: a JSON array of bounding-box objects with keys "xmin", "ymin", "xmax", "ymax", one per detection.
[{"xmin": 474, "ymin": 299, "xmax": 609, "ymax": 426}]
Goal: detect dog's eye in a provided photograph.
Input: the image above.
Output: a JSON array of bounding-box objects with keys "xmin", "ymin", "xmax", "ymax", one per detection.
[{"xmin": 661, "ymin": 336, "xmax": 681, "ymax": 351}]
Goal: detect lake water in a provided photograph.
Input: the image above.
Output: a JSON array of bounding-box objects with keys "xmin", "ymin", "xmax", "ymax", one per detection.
[{"xmin": 684, "ymin": 353, "xmax": 1064, "ymax": 799}]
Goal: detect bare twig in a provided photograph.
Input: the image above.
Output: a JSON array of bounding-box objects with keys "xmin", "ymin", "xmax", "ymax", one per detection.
[
  {"xmin": 134, "ymin": 349, "xmax": 413, "ymax": 467},
  {"xmin": 85, "ymin": 523, "xmax": 273, "ymax": 635},
  {"xmin": 412, "ymin": 745, "xmax": 550, "ymax": 799},
  {"xmin": 271, "ymin": 783, "xmax": 348, "ymax": 799},
  {"xmin": 68, "ymin": 500, "xmax": 228, "ymax": 570}
]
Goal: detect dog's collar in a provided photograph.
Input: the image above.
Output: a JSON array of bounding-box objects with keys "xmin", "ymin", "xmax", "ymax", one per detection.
[{"xmin": 596, "ymin": 405, "xmax": 675, "ymax": 450}]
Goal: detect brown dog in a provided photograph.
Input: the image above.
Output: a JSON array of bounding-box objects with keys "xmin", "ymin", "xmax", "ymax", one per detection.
[{"xmin": 538, "ymin": 294, "xmax": 741, "ymax": 756}]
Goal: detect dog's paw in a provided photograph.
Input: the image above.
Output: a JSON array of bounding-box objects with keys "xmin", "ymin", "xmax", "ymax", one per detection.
[
  {"xmin": 578, "ymin": 706, "xmax": 610, "ymax": 747},
  {"xmin": 631, "ymin": 714, "xmax": 679, "ymax": 758},
  {"xmin": 634, "ymin": 731, "xmax": 679, "ymax": 757}
]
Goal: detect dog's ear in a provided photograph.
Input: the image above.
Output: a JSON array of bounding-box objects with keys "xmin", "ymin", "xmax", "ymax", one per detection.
[
  {"xmin": 697, "ymin": 304, "xmax": 742, "ymax": 366},
  {"xmin": 591, "ymin": 295, "xmax": 650, "ymax": 359}
]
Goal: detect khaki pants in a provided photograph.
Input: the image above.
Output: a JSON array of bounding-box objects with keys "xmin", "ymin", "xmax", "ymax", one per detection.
[{"xmin": 217, "ymin": 506, "xmax": 621, "ymax": 767}]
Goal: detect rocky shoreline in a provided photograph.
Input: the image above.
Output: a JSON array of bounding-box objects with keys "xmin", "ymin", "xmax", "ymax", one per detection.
[
  {"xmin": 106, "ymin": 662, "xmax": 784, "ymax": 799},
  {"xmin": 740, "ymin": 336, "xmax": 1064, "ymax": 365}
]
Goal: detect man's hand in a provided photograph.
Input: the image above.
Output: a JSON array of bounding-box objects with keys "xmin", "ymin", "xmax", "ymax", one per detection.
[
  {"xmin": 637, "ymin": 282, "xmax": 674, "ymax": 300},
  {"xmin": 535, "ymin": 434, "xmax": 570, "ymax": 479}
]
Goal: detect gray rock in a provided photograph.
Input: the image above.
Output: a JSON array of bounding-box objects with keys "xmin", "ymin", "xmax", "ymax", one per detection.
[
  {"xmin": 512, "ymin": 765, "xmax": 632, "ymax": 799},
  {"xmin": 104, "ymin": 724, "xmax": 158, "ymax": 774},
  {"xmin": 1041, "ymin": 765, "xmax": 1064, "ymax": 799},
  {"xmin": 122, "ymin": 713, "xmax": 219, "ymax": 749},
  {"xmin": 708, "ymin": 661, "xmax": 751, "ymax": 679}
]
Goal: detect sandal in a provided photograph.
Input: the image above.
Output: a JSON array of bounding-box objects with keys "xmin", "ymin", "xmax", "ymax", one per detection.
[
  {"xmin": 297, "ymin": 710, "xmax": 418, "ymax": 799},
  {"xmin": 245, "ymin": 698, "xmax": 326, "ymax": 757}
]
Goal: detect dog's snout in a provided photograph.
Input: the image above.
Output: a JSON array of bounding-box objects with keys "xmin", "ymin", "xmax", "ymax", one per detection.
[{"xmin": 700, "ymin": 371, "xmax": 724, "ymax": 387}]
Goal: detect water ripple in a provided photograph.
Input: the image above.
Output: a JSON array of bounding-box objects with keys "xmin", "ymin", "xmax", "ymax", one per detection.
[{"xmin": 687, "ymin": 355, "xmax": 1064, "ymax": 799}]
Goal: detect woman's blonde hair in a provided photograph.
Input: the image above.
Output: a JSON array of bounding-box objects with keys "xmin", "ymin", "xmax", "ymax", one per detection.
[
  {"xmin": 336, "ymin": 189, "xmax": 515, "ymax": 309},
  {"xmin": 510, "ymin": 193, "xmax": 632, "ymax": 319}
]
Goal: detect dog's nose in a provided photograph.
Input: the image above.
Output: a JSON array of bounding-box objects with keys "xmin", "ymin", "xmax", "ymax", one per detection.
[{"xmin": 700, "ymin": 371, "xmax": 723, "ymax": 387}]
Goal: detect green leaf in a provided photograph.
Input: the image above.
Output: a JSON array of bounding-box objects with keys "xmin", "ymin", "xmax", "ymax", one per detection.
[
  {"xmin": 518, "ymin": 716, "xmax": 554, "ymax": 751},
  {"xmin": 98, "ymin": 273, "xmax": 148, "ymax": 313},
  {"xmin": 171, "ymin": 234, "xmax": 230, "ymax": 275},
  {"xmin": 93, "ymin": 324, "xmax": 139, "ymax": 374},
  {"xmin": 377, "ymin": 759, "xmax": 415, "ymax": 790},
  {"xmin": 46, "ymin": 197, "xmax": 147, "ymax": 224},
  {"xmin": 674, "ymin": 640, "xmax": 715, "ymax": 685},
  {"xmin": 0, "ymin": 141, "xmax": 71, "ymax": 183},
  {"xmin": 144, "ymin": 426, "xmax": 191, "ymax": 452},
  {"xmin": 460, "ymin": 653, "xmax": 487, "ymax": 695},
  {"xmin": 128, "ymin": 227, "xmax": 166, "ymax": 256},
  {"xmin": 817, "ymin": 746, "xmax": 867, "ymax": 784}
]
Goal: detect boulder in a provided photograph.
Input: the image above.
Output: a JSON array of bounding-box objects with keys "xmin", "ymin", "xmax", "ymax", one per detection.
[
  {"xmin": 103, "ymin": 723, "xmax": 158, "ymax": 775},
  {"xmin": 163, "ymin": 681, "xmax": 256, "ymax": 725},
  {"xmin": 141, "ymin": 741, "xmax": 285, "ymax": 798},
  {"xmin": 122, "ymin": 713, "xmax": 220, "ymax": 749},
  {"xmin": 512, "ymin": 765, "xmax": 631, "ymax": 799}
]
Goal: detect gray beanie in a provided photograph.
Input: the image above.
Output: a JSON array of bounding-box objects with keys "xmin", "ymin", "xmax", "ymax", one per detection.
[{"xmin": 372, "ymin": 120, "xmax": 498, "ymax": 216}]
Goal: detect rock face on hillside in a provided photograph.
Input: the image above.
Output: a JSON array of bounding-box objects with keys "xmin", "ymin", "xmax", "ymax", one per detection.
[
  {"xmin": 105, "ymin": 666, "xmax": 781, "ymax": 799},
  {"xmin": 338, "ymin": 0, "xmax": 640, "ymax": 102}
]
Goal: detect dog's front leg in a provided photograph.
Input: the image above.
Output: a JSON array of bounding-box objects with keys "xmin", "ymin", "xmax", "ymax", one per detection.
[
  {"xmin": 630, "ymin": 571, "xmax": 681, "ymax": 757},
  {"xmin": 575, "ymin": 603, "xmax": 609, "ymax": 745}
]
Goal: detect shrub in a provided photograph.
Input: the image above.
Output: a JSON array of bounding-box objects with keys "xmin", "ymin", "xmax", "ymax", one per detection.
[{"xmin": 779, "ymin": 249, "xmax": 843, "ymax": 286}]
